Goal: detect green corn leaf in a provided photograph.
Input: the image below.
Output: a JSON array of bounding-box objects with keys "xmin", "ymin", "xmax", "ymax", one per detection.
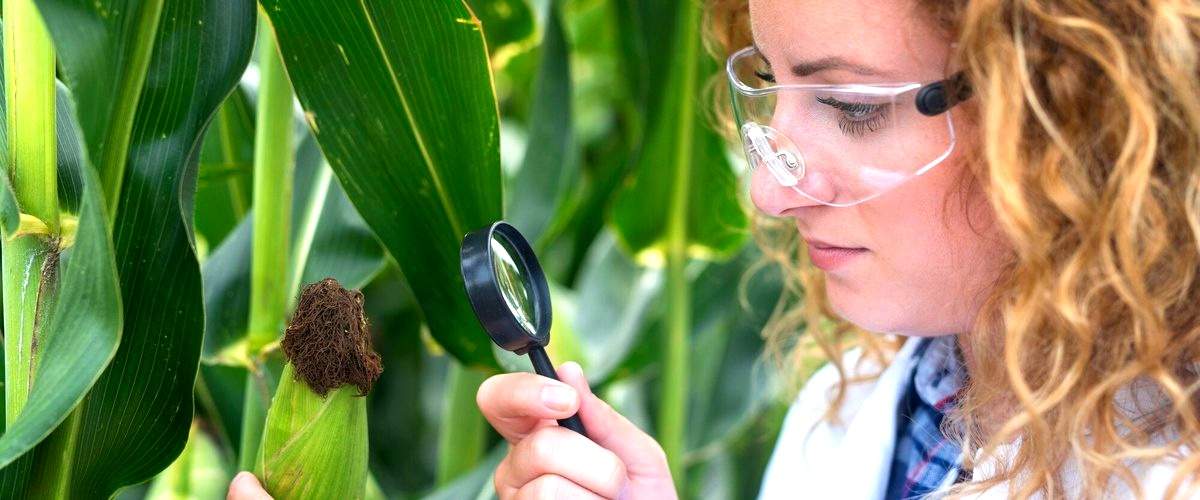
[
  {"xmin": 421, "ymin": 444, "xmax": 506, "ymax": 500},
  {"xmin": 434, "ymin": 363, "xmax": 489, "ymax": 485},
  {"xmin": 609, "ymin": 0, "xmax": 747, "ymax": 263},
  {"xmin": 465, "ymin": 0, "xmax": 536, "ymax": 68},
  {"xmin": 2, "ymin": 0, "xmax": 257, "ymax": 495},
  {"xmin": 259, "ymin": 0, "xmax": 505, "ymax": 370},
  {"xmin": 567, "ymin": 230, "xmax": 663, "ymax": 383},
  {"xmin": 194, "ymin": 363, "xmax": 250, "ymax": 463},
  {"xmin": 505, "ymin": 1, "xmax": 577, "ymax": 246},
  {"xmin": 531, "ymin": 0, "xmax": 651, "ymax": 285},
  {"xmin": 685, "ymin": 247, "xmax": 781, "ymax": 451},
  {"xmin": 145, "ymin": 424, "xmax": 232, "ymax": 500},
  {"xmin": 195, "ymin": 86, "xmax": 255, "ymax": 252},
  {"xmin": 364, "ymin": 474, "xmax": 386, "ymax": 500},
  {"xmin": 683, "ymin": 248, "xmax": 789, "ymax": 499},
  {"xmin": 288, "ymin": 140, "xmax": 389, "ymax": 307},
  {"xmin": 0, "ymin": 172, "xmax": 19, "ymax": 235}
]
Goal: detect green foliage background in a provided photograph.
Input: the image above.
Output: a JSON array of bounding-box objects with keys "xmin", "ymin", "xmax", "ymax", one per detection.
[{"xmin": 0, "ymin": 0, "xmax": 804, "ymax": 498}]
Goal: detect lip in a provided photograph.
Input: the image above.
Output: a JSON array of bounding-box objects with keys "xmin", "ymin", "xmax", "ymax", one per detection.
[{"xmin": 804, "ymin": 239, "xmax": 868, "ymax": 271}]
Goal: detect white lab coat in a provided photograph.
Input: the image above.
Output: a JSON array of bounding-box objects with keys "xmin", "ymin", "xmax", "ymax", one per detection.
[{"xmin": 757, "ymin": 336, "xmax": 1195, "ymax": 499}]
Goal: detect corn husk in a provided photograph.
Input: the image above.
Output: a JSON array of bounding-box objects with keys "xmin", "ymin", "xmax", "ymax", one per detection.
[
  {"xmin": 255, "ymin": 278, "xmax": 381, "ymax": 499},
  {"xmin": 256, "ymin": 364, "xmax": 369, "ymax": 499}
]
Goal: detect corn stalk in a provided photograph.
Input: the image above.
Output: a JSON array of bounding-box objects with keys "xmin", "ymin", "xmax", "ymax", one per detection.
[
  {"xmin": 609, "ymin": 0, "xmax": 749, "ymax": 492},
  {"xmin": 2, "ymin": 0, "xmax": 58, "ymax": 426},
  {"xmin": 238, "ymin": 14, "xmax": 295, "ymax": 471}
]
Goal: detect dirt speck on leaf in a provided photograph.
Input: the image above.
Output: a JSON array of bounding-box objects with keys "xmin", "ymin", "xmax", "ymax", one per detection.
[{"xmin": 283, "ymin": 278, "xmax": 382, "ymax": 397}]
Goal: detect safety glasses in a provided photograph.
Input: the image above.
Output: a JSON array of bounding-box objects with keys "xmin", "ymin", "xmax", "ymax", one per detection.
[{"xmin": 727, "ymin": 46, "xmax": 972, "ymax": 207}]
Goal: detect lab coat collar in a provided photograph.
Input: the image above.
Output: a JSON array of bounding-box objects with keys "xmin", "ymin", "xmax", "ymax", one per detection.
[{"xmin": 757, "ymin": 336, "xmax": 926, "ymax": 499}]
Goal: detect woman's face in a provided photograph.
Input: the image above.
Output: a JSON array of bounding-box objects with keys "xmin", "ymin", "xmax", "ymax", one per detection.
[{"xmin": 748, "ymin": 0, "xmax": 1008, "ymax": 336}]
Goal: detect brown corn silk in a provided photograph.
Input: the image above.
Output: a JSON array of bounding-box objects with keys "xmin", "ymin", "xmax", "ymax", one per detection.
[{"xmin": 282, "ymin": 277, "xmax": 382, "ymax": 396}]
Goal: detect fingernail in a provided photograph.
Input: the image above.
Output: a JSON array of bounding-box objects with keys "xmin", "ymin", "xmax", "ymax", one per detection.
[
  {"xmin": 560, "ymin": 361, "xmax": 582, "ymax": 378},
  {"xmin": 230, "ymin": 471, "xmax": 260, "ymax": 491},
  {"xmin": 541, "ymin": 384, "xmax": 574, "ymax": 411}
]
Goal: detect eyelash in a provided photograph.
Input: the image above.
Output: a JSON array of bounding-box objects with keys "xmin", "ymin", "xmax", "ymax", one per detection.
[
  {"xmin": 816, "ymin": 96, "xmax": 889, "ymax": 137},
  {"xmin": 752, "ymin": 57, "xmax": 888, "ymax": 137}
]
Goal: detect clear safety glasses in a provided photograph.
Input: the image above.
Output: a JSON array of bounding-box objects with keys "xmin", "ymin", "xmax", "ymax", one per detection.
[{"xmin": 727, "ymin": 46, "xmax": 972, "ymax": 207}]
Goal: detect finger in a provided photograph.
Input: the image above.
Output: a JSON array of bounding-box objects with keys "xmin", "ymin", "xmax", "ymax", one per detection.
[
  {"xmin": 557, "ymin": 362, "xmax": 670, "ymax": 477},
  {"xmin": 478, "ymin": 372, "xmax": 581, "ymax": 443},
  {"xmin": 227, "ymin": 471, "xmax": 273, "ymax": 500},
  {"xmin": 497, "ymin": 426, "xmax": 628, "ymax": 498},
  {"xmin": 515, "ymin": 474, "xmax": 606, "ymax": 500}
]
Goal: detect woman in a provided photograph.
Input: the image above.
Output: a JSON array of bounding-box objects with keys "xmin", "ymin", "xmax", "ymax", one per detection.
[{"xmin": 473, "ymin": 0, "xmax": 1200, "ymax": 498}]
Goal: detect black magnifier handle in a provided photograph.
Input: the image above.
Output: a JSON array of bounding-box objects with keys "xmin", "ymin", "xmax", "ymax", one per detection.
[{"xmin": 527, "ymin": 346, "xmax": 588, "ymax": 436}]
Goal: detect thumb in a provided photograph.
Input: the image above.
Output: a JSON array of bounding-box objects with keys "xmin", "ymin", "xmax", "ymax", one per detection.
[
  {"xmin": 228, "ymin": 471, "xmax": 273, "ymax": 500},
  {"xmin": 556, "ymin": 361, "xmax": 671, "ymax": 479}
]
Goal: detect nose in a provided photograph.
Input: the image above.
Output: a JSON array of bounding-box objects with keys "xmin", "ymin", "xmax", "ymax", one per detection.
[
  {"xmin": 749, "ymin": 97, "xmax": 845, "ymax": 214},
  {"xmin": 749, "ymin": 158, "xmax": 825, "ymax": 216},
  {"xmin": 746, "ymin": 123, "xmax": 841, "ymax": 213}
]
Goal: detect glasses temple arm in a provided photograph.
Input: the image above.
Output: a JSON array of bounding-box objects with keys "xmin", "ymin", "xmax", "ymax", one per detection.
[{"xmin": 915, "ymin": 71, "xmax": 973, "ymax": 116}]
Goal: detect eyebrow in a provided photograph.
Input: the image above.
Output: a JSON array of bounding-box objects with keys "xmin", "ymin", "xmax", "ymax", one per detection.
[
  {"xmin": 753, "ymin": 43, "xmax": 889, "ymax": 78},
  {"xmin": 793, "ymin": 56, "xmax": 885, "ymax": 77}
]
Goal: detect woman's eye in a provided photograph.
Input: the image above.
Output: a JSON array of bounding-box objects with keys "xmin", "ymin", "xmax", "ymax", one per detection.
[
  {"xmin": 751, "ymin": 52, "xmax": 776, "ymax": 84},
  {"xmin": 817, "ymin": 97, "xmax": 881, "ymax": 119},
  {"xmin": 816, "ymin": 96, "xmax": 890, "ymax": 137}
]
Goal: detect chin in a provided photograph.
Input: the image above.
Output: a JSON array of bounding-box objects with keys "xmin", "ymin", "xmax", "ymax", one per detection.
[
  {"xmin": 834, "ymin": 305, "xmax": 959, "ymax": 338},
  {"xmin": 825, "ymin": 285, "xmax": 929, "ymax": 336},
  {"xmin": 826, "ymin": 294, "xmax": 891, "ymax": 334}
]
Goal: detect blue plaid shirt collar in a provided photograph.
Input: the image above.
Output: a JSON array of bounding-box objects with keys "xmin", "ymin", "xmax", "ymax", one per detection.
[
  {"xmin": 912, "ymin": 336, "xmax": 967, "ymax": 411},
  {"xmin": 884, "ymin": 336, "xmax": 968, "ymax": 500}
]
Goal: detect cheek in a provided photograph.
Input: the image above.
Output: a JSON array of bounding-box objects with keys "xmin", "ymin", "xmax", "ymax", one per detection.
[
  {"xmin": 865, "ymin": 167, "xmax": 966, "ymax": 276},
  {"xmin": 825, "ymin": 158, "xmax": 1005, "ymax": 334},
  {"xmin": 826, "ymin": 207, "xmax": 964, "ymax": 334}
]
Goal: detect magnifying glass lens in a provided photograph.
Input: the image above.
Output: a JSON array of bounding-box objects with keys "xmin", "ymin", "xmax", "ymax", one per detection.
[{"xmin": 490, "ymin": 235, "xmax": 537, "ymax": 334}]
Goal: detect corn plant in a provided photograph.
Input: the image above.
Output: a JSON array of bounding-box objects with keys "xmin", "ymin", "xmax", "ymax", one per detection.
[
  {"xmin": 0, "ymin": 0, "xmax": 792, "ymax": 498},
  {"xmin": 0, "ymin": 0, "xmax": 253, "ymax": 496}
]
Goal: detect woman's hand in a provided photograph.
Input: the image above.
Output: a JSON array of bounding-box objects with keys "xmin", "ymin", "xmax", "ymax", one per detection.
[
  {"xmin": 477, "ymin": 361, "xmax": 677, "ymax": 499},
  {"xmin": 227, "ymin": 471, "xmax": 273, "ymax": 500}
]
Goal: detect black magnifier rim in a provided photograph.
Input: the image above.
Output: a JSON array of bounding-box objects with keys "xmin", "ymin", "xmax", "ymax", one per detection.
[{"xmin": 460, "ymin": 221, "xmax": 552, "ymax": 355}]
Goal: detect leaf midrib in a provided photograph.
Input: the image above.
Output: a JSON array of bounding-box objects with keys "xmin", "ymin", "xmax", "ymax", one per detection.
[{"xmin": 358, "ymin": 1, "xmax": 465, "ymax": 237}]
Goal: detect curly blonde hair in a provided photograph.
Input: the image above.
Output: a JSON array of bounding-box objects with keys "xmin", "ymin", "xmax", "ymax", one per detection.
[{"xmin": 704, "ymin": 0, "xmax": 1200, "ymax": 497}]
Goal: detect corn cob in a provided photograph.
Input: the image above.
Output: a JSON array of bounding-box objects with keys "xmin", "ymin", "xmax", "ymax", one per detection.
[{"xmin": 256, "ymin": 278, "xmax": 383, "ymax": 499}]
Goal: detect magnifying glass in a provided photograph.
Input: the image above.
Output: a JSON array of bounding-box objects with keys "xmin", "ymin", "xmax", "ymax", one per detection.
[{"xmin": 460, "ymin": 221, "xmax": 588, "ymax": 437}]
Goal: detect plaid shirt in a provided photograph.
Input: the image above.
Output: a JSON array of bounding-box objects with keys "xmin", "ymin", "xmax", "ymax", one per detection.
[{"xmin": 883, "ymin": 336, "xmax": 968, "ymax": 500}]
